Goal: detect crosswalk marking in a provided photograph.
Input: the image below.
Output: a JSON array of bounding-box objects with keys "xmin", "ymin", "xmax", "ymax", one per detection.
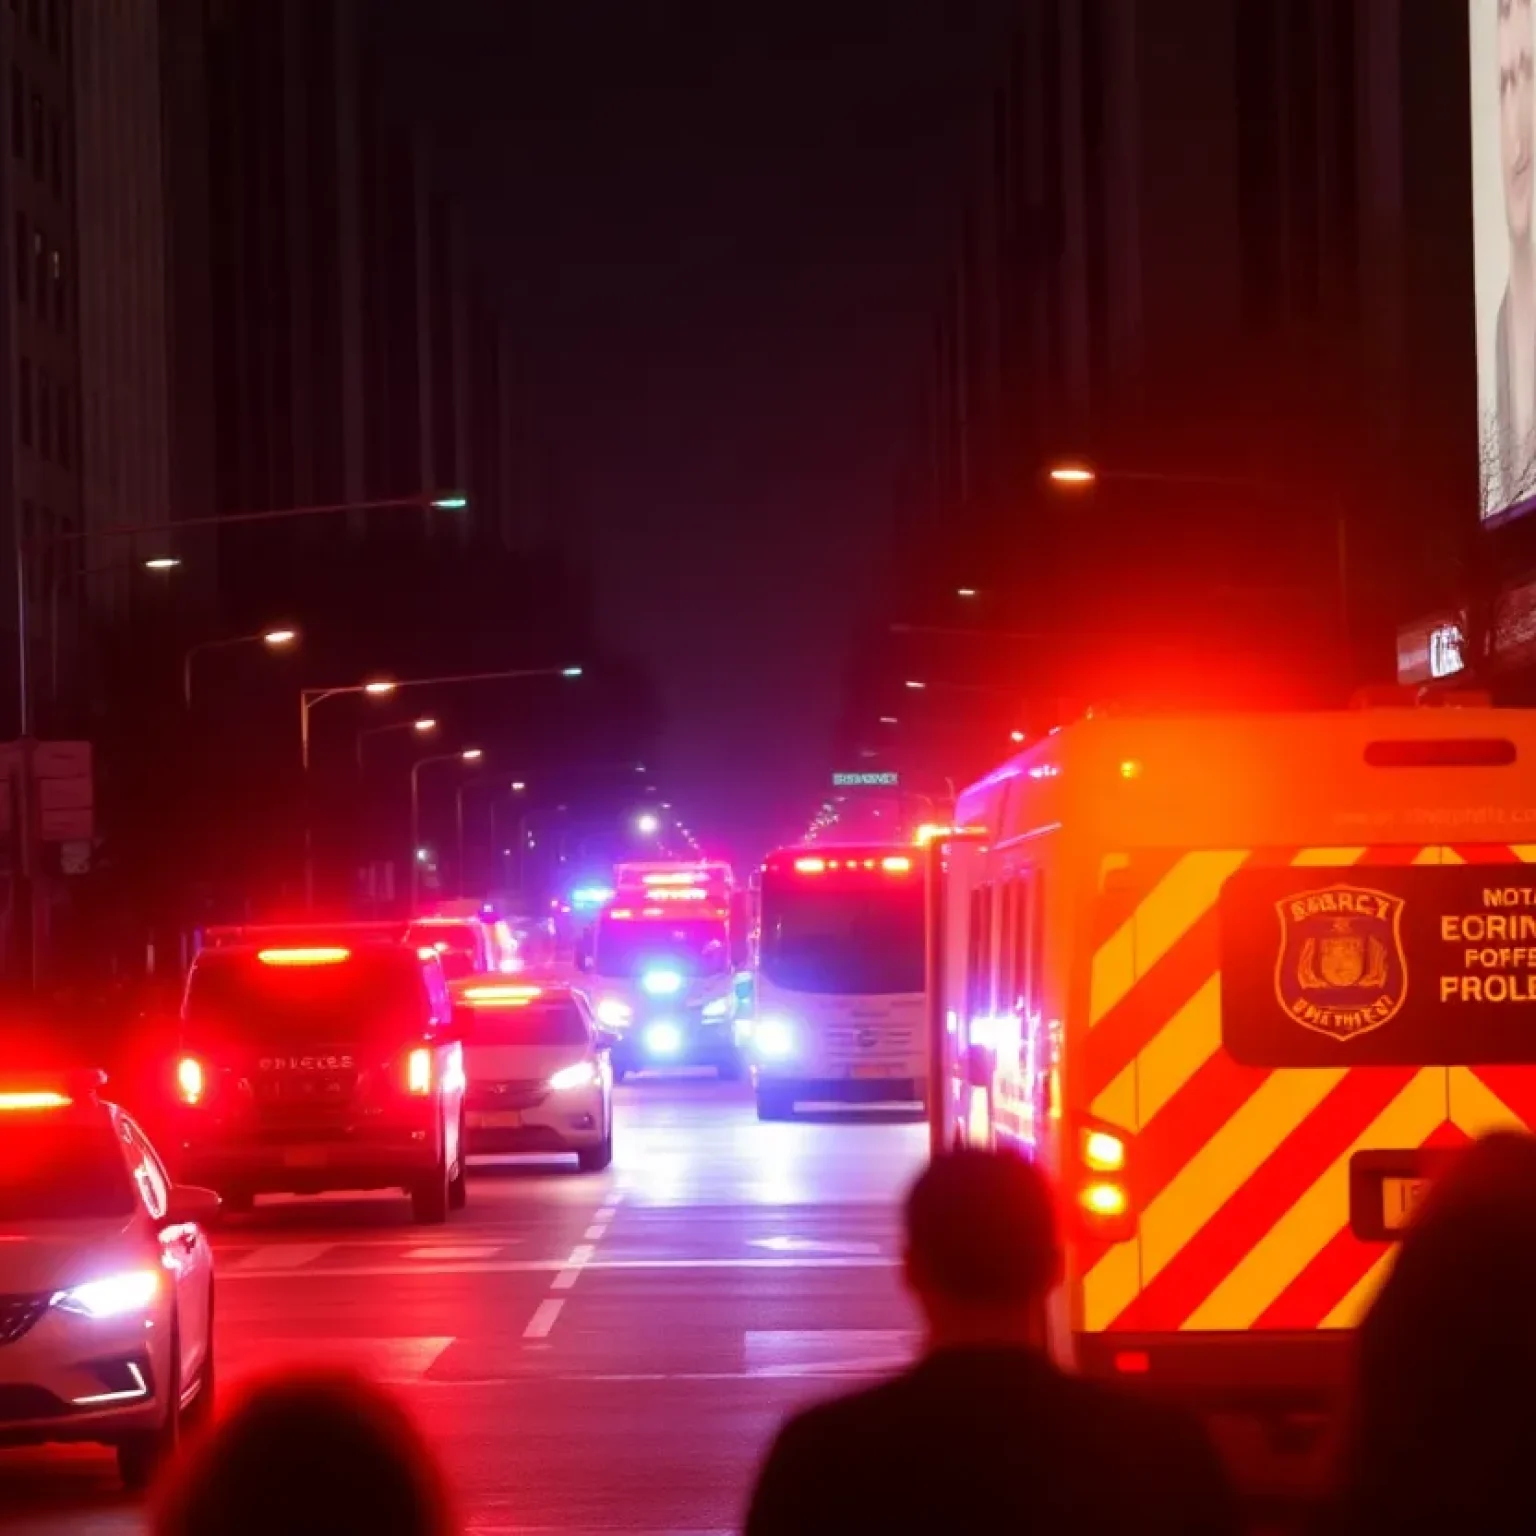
[
  {"xmin": 223, "ymin": 1243, "xmax": 334, "ymax": 1272},
  {"xmin": 744, "ymin": 1328, "xmax": 916, "ymax": 1378},
  {"xmin": 219, "ymin": 1254, "xmax": 902, "ymax": 1281},
  {"xmin": 220, "ymin": 1336, "xmax": 454, "ymax": 1383},
  {"xmin": 522, "ymin": 1299, "xmax": 565, "ymax": 1340}
]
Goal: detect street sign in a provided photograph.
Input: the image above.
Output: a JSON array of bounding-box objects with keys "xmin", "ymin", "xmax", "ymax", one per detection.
[
  {"xmin": 0, "ymin": 741, "xmax": 94, "ymax": 841},
  {"xmin": 831, "ymin": 771, "xmax": 899, "ymax": 788}
]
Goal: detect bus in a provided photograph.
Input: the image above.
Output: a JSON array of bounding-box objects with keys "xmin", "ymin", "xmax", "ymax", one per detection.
[
  {"xmin": 749, "ymin": 845, "xmax": 926, "ymax": 1120},
  {"xmin": 936, "ymin": 695, "xmax": 1536, "ymax": 1408}
]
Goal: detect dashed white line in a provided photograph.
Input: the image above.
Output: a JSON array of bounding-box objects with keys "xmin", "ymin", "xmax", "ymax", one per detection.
[
  {"xmin": 221, "ymin": 1256, "xmax": 899, "ymax": 1281},
  {"xmin": 550, "ymin": 1242, "xmax": 596, "ymax": 1290},
  {"xmin": 521, "ymin": 1299, "xmax": 565, "ymax": 1340},
  {"xmin": 224, "ymin": 1243, "xmax": 333, "ymax": 1272}
]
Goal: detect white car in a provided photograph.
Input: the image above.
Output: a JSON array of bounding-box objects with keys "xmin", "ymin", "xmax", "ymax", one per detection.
[
  {"xmin": 0, "ymin": 1071, "xmax": 220, "ymax": 1488},
  {"xmin": 455, "ymin": 983, "xmax": 615, "ymax": 1172}
]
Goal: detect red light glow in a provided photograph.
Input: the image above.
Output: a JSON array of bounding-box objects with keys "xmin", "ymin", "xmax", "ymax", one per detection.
[{"xmin": 256, "ymin": 947, "xmax": 351, "ymax": 966}]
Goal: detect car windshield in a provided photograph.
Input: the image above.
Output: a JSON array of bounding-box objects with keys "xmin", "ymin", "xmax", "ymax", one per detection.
[
  {"xmin": 185, "ymin": 950, "xmax": 427, "ymax": 1042},
  {"xmin": 471, "ymin": 999, "xmax": 589, "ymax": 1046},
  {"xmin": 0, "ymin": 1119, "xmax": 135, "ymax": 1221},
  {"xmin": 761, "ymin": 882, "xmax": 925, "ymax": 995},
  {"xmin": 407, "ymin": 924, "xmax": 480, "ymax": 980},
  {"xmin": 592, "ymin": 920, "xmax": 728, "ymax": 978}
]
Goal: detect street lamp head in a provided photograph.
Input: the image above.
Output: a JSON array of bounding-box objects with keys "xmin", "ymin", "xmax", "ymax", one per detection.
[
  {"xmin": 1010, "ymin": 730, "xmax": 1026, "ymax": 744},
  {"xmin": 879, "ymin": 716, "xmax": 899, "ymax": 725},
  {"xmin": 635, "ymin": 812, "xmax": 660, "ymax": 836},
  {"xmin": 957, "ymin": 587, "xmax": 977, "ymax": 598},
  {"xmin": 1048, "ymin": 464, "xmax": 1095, "ymax": 486},
  {"xmin": 143, "ymin": 556, "xmax": 181, "ymax": 571},
  {"xmin": 412, "ymin": 717, "xmax": 437, "ymax": 733},
  {"xmin": 430, "ymin": 493, "xmax": 469, "ymax": 510},
  {"xmin": 904, "ymin": 680, "xmax": 926, "ymax": 691},
  {"xmin": 262, "ymin": 629, "xmax": 298, "ymax": 647},
  {"xmin": 363, "ymin": 680, "xmax": 396, "ymax": 696},
  {"xmin": 562, "ymin": 666, "xmax": 584, "ymax": 678},
  {"xmin": 461, "ymin": 748, "xmax": 483, "ymax": 763},
  {"xmin": 510, "ymin": 780, "xmax": 527, "ymax": 792}
]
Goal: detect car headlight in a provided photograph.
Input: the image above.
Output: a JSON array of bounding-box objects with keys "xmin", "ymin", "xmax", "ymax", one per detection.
[
  {"xmin": 702, "ymin": 996, "xmax": 731, "ymax": 1020},
  {"xmin": 640, "ymin": 969, "xmax": 683, "ymax": 997},
  {"xmin": 549, "ymin": 1061, "xmax": 601, "ymax": 1092},
  {"xmin": 53, "ymin": 1269, "xmax": 161, "ymax": 1319},
  {"xmin": 595, "ymin": 998, "xmax": 632, "ymax": 1028},
  {"xmin": 754, "ymin": 1018, "xmax": 795, "ymax": 1060},
  {"xmin": 644, "ymin": 1022, "xmax": 683, "ymax": 1055}
]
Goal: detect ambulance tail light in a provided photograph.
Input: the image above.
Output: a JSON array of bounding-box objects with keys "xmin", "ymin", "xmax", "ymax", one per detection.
[
  {"xmin": 175, "ymin": 1056, "xmax": 207, "ymax": 1106},
  {"xmin": 1074, "ymin": 1121, "xmax": 1135, "ymax": 1244},
  {"xmin": 405, "ymin": 1048, "xmax": 433, "ymax": 1096}
]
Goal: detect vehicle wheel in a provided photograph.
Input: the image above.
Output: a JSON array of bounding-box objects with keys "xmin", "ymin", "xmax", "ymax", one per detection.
[
  {"xmin": 117, "ymin": 1321, "xmax": 181, "ymax": 1491},
  {"xmin": 756, "ymin": 1088, "xmax": 793, "ymax": 1122},
  {"xmin": 448, "ymin": 1117, "xmax": 468, "ymax": 1211},
  {"xmin": 577, "ymin": 1126, "xmax": 614, "ymax": 1173},
  {"xmin": 411, "ymin": 1145, "xmax": 451, "ymax": 1225}
]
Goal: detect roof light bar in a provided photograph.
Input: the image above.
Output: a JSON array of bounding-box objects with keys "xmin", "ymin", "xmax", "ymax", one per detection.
[
  {"xmin": 0, "ymin": 1091, "xmax": 71, "ymax": 1110},
  {"xmin": 256, "ymin": 947, "xmax": 351, "ymax": 966}
]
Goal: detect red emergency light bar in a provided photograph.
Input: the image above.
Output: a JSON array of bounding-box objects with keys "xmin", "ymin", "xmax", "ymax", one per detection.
[
  {"xmin": 641, "ymin": 871, "xmax": 707, "ymax": 887},
  {"xmin": 648, "ymin": 886, "xmax": 707, "ymax": 901},
  {"xmin": 776, "ymin": 850, "xmax": 914, "ymax": 877}
]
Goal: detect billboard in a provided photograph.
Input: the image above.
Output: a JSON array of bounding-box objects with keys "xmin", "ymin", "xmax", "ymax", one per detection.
[{"xmin": 1472, "ymin": 0, "xmax": 1536, "ymax": 524}]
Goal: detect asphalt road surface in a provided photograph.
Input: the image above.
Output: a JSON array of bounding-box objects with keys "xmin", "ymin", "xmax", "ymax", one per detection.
[{"xmin": 0, "ymin": 1076, "xmax": 930, "ymax": 1535}]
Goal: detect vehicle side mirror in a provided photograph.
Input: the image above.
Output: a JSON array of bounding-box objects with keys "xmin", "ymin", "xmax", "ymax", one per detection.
[
  {"xmin": 162, "ymin": 1185, "xmax": 221, "ymax": 1229},
  {"xmin": 595, "ymin": 1027, "xmax": 623, "ymax": 1051}
]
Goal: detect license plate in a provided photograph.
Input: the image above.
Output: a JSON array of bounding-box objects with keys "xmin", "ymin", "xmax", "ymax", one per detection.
[
  {"xmin": 851, "ymin": 1063, "xmax": 897, "ymax": 1079},
  {"xmin": 1382, "ymin": 1176, "xmax": 1430, "ymax": 1233},
  {"xmin": 283, "ymin": 1147, "xmax": 329, "ymax": 1169},
  {"xmin": 469, "ymin": 1110, "xmax": 523, "ymax": 1129}
]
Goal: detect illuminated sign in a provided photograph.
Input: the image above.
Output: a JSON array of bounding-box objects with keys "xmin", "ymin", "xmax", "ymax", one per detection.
[
  {"xmin": 831, "ymin": 771, "xmax": 899, "ymax": 787},
  {"xmin": 1428, "ymin": 624, "xmax": 1465, "ymax": 680}
]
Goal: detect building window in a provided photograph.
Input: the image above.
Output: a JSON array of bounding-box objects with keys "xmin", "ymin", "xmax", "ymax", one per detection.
[
  {"xmin": 30, "ymin": 95, "xmax": 44, "ymax": 181},
  {"xmin": 18, "ymin": 358, "xmax": 33, "ymax": 448},
  {"xmin": 13, "ymin": 215, "xmax": 26, "ymax": 307},
  {"xmin": 50, "ymin": 247, "xmax": 63, "ymax": 331},
  {"xmin": 36, "ymin": 369, "xmax": 50, "ymax": 461},
  {"xmin": 48, "ymin": 114, "xmax": 61, "ymax": 199},
  {"xmin": 56, "ymin": 387, "xmax": 71, "ymax": 468},
  {"xmin": 10, "ymin": 70, "xmax": 23, "ymax": 159}
]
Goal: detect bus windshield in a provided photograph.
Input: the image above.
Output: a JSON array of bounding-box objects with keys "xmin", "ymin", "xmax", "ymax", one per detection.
[
  {"xmin": 592, "ymin": 920, "xmax": 729, "ymax": 979},
  {"xmin": 760, "ymin": 881, "xmax": 924, "ymax": 995}
]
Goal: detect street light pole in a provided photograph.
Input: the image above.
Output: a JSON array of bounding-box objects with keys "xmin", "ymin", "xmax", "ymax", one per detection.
[
  {"xmin": 184, "ymin": 629, "xmax": 297, "ymax": 710},
  {"xmin": 409, "ymin": 750, "xmax": 481, "ymax": 911}
]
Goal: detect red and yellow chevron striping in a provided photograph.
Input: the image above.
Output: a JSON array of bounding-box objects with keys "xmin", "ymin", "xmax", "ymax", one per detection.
[{"xmin": 1080, "ymin": 843, "xmax": 1536, "ymax": 1336}]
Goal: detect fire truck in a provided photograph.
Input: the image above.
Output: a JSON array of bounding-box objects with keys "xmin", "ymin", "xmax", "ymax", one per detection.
[
  {"xmin": 937, "ymin": 693, "xmax": 1536, "ymax": 1407},
  {"xmin": 578, "ymin": 862, "xmax": 744, "ymax": 1079}
]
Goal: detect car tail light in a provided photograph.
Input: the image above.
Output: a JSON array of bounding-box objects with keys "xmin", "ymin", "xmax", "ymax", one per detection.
[
  {"xmin": 406, "ymin": 1047, "xmax": 433, "ymax": 1096},
  {"xmin": 1074, "ymin": 1122, "xmax": 1134, "ymax": 1243},
  {"xmin": 176, "ymin": 1056, "xmax": 206, "ymax": 1106}
]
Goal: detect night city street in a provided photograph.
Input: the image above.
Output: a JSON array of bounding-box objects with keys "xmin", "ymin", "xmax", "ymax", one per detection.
[{"xmin": 0, "ymin": 1079, "xmax": 927, "ymax": 1535}]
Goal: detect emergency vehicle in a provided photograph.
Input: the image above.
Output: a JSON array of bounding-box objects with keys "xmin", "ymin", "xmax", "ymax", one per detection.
[
  {"xmin": 408, "ymin": 903, "xmax": 518, "ymax": 979},
  {"xmin": 750, "ymin": 845, "xmax": 926, "ymax": 1120},
  {"xmin": 580, "ymin": 862, "xmax": 742, "ymax": 1078},
  {"xmin": 170, "ymin": 926, "xmax": 468, "ymax": 1224},
  {"xmin": 938, "ymin": 695, "xmax": 1536, "ymax": 1405}
]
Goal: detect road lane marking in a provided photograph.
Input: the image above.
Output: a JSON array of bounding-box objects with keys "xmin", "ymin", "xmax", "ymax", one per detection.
[
  {"xmin": 220, "ymin": 1255, "xmax": 901, "ymax": 1281},
  {"xmin": 223, "ymin": 1243, "xmax": 333, "ymax": 1272},
  {"xmin": 583, "ymin": 1224, "xmax": 608, "ymax": 1241},
  {"xmin": 221, "ymin": 1336, "xmax": 454, "ymax": 1382},
  {"xmin": 550, "ymin": 1242, "xmax": 596, "ymax": 1290},
  {"xmin": 522, "ymin": 1299, "xmax": 565, "ymax": 1339},
  {"xmin": 403, "ymin": 1246, "xmax": 504, "ymax": 1260},
  {"xmin": 750, "ymin": 1236, "xmax": 882, "ymax": 1255}
]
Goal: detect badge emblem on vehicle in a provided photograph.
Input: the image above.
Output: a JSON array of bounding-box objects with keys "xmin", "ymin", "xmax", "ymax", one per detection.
[
  {"xmin": 856, "ymin": 1028, "xmax": 878, "ymax": 1050},
  {"xmin": 1274, "ymin": 883, "xmax": 1407, "ymax": 1042}
]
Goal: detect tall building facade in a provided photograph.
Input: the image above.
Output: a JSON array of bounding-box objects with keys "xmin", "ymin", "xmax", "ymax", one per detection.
[
  {"xmin": 2, "ymin": 0, "xmax": 82, "ymax": 732},
  {"xmin": 883, "ymin": 0, "xmax": 1474, "ymax": 755}
]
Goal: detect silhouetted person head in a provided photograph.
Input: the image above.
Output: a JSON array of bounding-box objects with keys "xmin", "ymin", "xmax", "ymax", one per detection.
[
  {"xmin": 903, "ymin": 1146, "xmax": 1062, "ymax": 1351},
  {"xmin": 154, "ymin": 1369, "xmax": 455, "ymax": 1536},
  {"xmin": 1331, "ymin": 1131, "xmax": 1536, "ymax": 1532}
]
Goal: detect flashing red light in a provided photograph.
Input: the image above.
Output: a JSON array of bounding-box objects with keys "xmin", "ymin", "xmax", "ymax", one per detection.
[
  {"xmin": 882, "ymin": 856, "xmax": 912, "ymax": 873},
  {"xmin": 794, "ymin": 857, "xmax": 826, "ymax": 873},
  {"xmin": 0, "ymin": 1090, "xmax": 71, "ymax": 1111},
  {"xmin": 176, "ymin": 1056, "xmax": 205, "ymax": 1106},
  {"xmin": 1114, "ymin": 1351, "xmax": 1150, "ymax": 1375},
  {"xmin": 257, "ymin": 947, "xmax": 351, "ymax": 966},
  {"xmin": 609, "ymin": 909, "xmax": 635, "ymax": 920},
  {"xmin": 641, "ymin": 871, "xmax": 704, "ymax": 887}
]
